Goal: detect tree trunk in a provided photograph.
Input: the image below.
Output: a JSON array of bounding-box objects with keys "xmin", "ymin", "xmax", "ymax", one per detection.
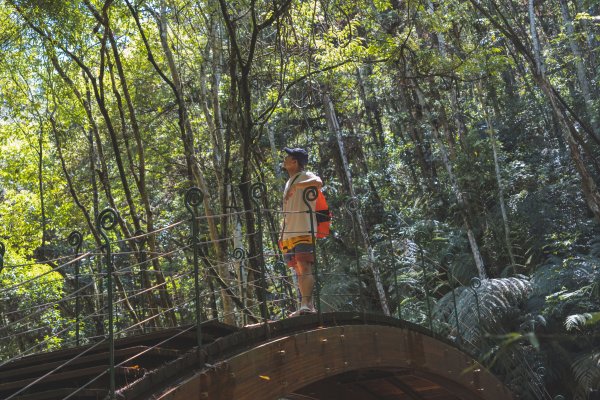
[
  {"xmin": 480, "ymin": 87, "xmax": 516, "ymax": 271},
  {"xmin": 575, "ymin": 0, "xmax": 598, "ymax": 76},
  {"xmin": 37, "ymin": 124, "xmax": 46, "ymax": 249},
  {"xmin": 528, "ymin": 0, "xmax": 545, "ymax": 76}
]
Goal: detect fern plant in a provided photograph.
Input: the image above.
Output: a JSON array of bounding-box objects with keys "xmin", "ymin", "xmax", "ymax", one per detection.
[
  {"xmin": 432, "ymin": 276, "xmax": 551, "ymax": 398},
  {"xmin": 434, "ymin": 276, "xmax": 531, "ymax": 349},
  {"xmin": 571, "ymin": 351, "xmax": 600, "ymax": 399}
]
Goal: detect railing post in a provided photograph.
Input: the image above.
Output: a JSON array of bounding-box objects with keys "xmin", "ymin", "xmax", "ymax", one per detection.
[
  {"xmin": 0, "ymin": 242, "xmax": 4, "ymax": 341},
  {"xmin": 469, "ymin": 277, "xmax": 482, "ymax": 332},
  {"xmin": 0, "ymin": 241, "xmax": 5, "ymax": 274},
  {"xmin": 419, "ymin": 245, "xmax": 433, "ymax": 332},
  {"xmin": 68, "ymin": 231, "xmax": 83, "ymax": 346},
  {"xmin": 274, "ymin": 260, "xmax": 290, "ymax": 319},
  {"xmin": 250, "ymin": 182, "xmax": 270, "ymax": 324},
  {"xmin": 346, "ymin": 198, "xmax": 362, "ymax": 311},
  {"xmin": 447, "ymin": 266, "xmax": 462, "ymax": 345},
  {"xmin": 385, "ymin": 213, "xmax": 401, "ymax": 320},
  {"xmin": 233, "ymin": 247, "xmax": 247, "ymax": 325},
  {"xmin": 302, "ymin": 186, "xmax": 321, "ymax": 324},
  {"xmin": 97, "ymin": 208, "xmax": 118, "ymax": 400},
  {"xmin": 185, "ymin": 187, "xmax": 203, "ymax": 349},
  {"xmin": 133, "ymin": 230, "xmax": 147, "ymax": 331}
]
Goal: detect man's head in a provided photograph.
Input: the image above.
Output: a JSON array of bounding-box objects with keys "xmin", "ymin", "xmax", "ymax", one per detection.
[{"xmin": 283, "ymin": 147, "xmax": 309, "ymax": 172}]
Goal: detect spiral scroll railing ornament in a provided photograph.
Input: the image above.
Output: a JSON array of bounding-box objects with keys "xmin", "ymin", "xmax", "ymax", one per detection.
[
  {"xmin": 232, "ymin": 247, "xmax": 246, "ymax": 261},
  {"xmin": 185, "ymin": 186, "xmax": 204, "ymax": 210},
  {"xmin": 97, "ymin": 208, "xmax": 118, "ymax": 399},
  {"xmin": 68, "ymin": 231, "xmax": 83, "ymax": 346},
  {"xmin": 345, "ymin": 196, "xmax": 360, "ymax": 213},
  {"xmin": 67, "ymin": 231, "xmax": 83, "ymax": 249},
  {"xmin": 250, "ymin": 182, "xmax": 266, "ymax": 203},
  {"xmin": 98, "ymin": 208, "xmax": 119, "ymax": 233},
  {"xmin": 302, "ymin": 186, "xmax": 319, "ymax": 204}
]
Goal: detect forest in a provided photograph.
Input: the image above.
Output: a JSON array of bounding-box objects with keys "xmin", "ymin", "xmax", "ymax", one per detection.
[{"xmin": 0, "ymin": 0, "xmax": 599, "ymax": 398}]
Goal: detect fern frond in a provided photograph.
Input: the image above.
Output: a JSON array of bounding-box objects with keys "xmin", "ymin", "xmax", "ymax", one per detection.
[
  {"xmin": 565, "ymin": 312, "xmax": 600, "ymax": 331},
  {"xmin": 434, "ymin": 276, "xmax": 531, "ymax": 349}
]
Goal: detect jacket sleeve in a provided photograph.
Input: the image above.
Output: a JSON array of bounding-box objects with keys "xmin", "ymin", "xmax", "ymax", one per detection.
[{"xmin": 296, "ymin": 171, "xmax": 322, "ymax": 187}]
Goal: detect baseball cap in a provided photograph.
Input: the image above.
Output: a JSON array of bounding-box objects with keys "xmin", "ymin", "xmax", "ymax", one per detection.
[{"xmin": 283, "ymin": 147, "xmax": 309, "ymax": 165}]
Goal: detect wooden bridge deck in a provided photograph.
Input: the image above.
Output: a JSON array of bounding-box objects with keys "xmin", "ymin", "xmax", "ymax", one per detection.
[{"xmin": 0, "ymin": 313, "xmax": 514, "ymax": 400}]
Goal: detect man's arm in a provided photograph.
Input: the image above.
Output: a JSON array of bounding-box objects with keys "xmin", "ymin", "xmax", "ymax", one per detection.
[
  {"xmin": 294, "ymin": 179, "xmax": 323, "ymax": 190},
  {"xmin": 285, "ymin": 175, "xmax": 322, "ymax": 200}
]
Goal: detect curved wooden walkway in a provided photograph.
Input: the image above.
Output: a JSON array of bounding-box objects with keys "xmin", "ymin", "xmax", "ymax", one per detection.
[{"xmin": 1, "ymin": 313, "xmax": 514, "ymax": 400}]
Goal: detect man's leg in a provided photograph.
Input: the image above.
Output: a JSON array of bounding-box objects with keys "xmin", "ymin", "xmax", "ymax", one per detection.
[{"xmin": 295, "ymin": 261, "xmax": 314, "ymax": 310}]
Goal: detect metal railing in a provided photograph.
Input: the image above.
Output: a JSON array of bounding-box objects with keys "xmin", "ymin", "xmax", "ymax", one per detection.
[{"xmin": 0, "ymin": 184, "xmax": 560, "ymax": 400}]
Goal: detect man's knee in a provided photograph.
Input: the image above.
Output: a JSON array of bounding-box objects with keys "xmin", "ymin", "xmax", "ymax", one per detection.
[{"xmin": 295, "ymin": 261, "xmax": 313, "ymax": 275}]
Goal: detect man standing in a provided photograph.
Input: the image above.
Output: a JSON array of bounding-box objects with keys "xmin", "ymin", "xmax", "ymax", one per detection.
[{"xmin": 280, "ymin": 147, "xmax": 322, "ymax": 316}]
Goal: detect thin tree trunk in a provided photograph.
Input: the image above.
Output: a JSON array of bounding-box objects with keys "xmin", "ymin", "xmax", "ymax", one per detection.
[
  {"xmin": 528, "ymin": 0, "xmax": 545, "ymax": 76},
  {"xmin": 323, "ymin": 91, "xmax": 391, "ymax": 315},
  {"xmin": 575, "ymin": 0, "xmax": 598, "ymax": 76},
  {"xmin": 37, "ymin": 124, "xmax": 46, "ymax": 249},
  {"xmin": 480, "ymin": 87, "xmax": 516, "ymax": 270}
]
